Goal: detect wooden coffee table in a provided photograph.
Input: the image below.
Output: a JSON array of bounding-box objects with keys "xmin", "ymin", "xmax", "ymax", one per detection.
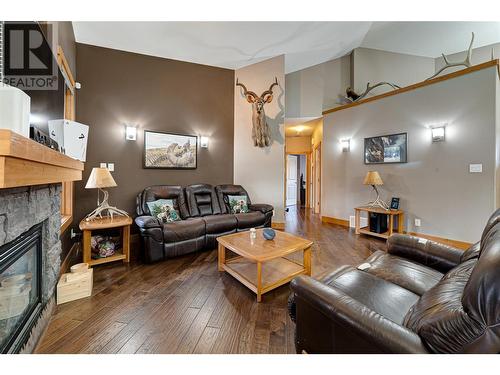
[{"xmin": 217, "ymin": 229, "xmax": 313, "ymax": 302}]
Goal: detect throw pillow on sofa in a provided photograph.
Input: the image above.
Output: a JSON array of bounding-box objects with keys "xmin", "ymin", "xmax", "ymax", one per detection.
[
  {"xmin": 147, "ymin": 199, "xmax": 181, "ymax": 223},
  {"xmin": 228, "ymin": 195, "xmax": 250, "ymax": 214}
]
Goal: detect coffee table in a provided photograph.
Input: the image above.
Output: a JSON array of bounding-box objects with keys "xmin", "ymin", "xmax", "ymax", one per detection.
[{"xmin": 217, "ymin": 229, "xmax": 313, "ymax": 302}]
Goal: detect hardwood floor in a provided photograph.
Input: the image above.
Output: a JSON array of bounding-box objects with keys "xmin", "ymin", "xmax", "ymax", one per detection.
[{"xmin": 36, "ymin": 206, "xmax": 385, "ymax": 354}]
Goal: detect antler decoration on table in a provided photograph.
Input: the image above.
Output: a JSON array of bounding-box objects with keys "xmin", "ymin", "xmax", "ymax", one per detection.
[
  {"xmin": 426, "ymin": 32, "xmax": 474, "ymax": 80},
  {"xmin": 236, "ymin": 77, "xmax": 279, "ymax": 148}
]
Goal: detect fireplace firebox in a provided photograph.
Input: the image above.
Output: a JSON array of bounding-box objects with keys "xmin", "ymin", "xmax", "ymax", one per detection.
[{"xmin": 0, "ymin": 223, "xmax": 42, "ymax": 353}]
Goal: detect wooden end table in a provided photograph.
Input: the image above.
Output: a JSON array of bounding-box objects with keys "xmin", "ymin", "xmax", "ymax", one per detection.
[
  {"xmin": 354, "ymin": 206, "xmax": 404, "ymax": 240},
  {"xmin": 217, "ymin": 229, "xmax": 313, "ymax": 302},
  {"xmin": 79, "ymin": 216, "xmax": 132, "ymax": 267}
]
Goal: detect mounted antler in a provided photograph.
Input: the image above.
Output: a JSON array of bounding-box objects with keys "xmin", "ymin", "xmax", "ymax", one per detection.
[
  {"xmin": 235, "ymin": 77, "xmax": 280, "ymax": 148},
  {"xmin": 426, "ymin": 32, "xmax": 474, "ymax": 80},
  {"xmin": 260, "ymin": 77, "xmax": 279, "ymax": 103},
  {"xmin": 356, "ymin": 82, "xmax": 401, "ymax": 101},
  {"xmin": 344, "ymin": 82, "xmax": 400, "ymax": 103},
  {"xmin": 236, "ymin": 78, "xmax": 258, "ymax": 103}
]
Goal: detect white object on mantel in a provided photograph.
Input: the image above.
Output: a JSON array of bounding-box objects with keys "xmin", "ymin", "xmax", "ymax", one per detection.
[
  {"xmin": 0, "ymin": 84, "xmax": 31, "ymax": 138},
  {"xmin": 48, "ymin": 119, "xmax": 89, "ymax": 162}
]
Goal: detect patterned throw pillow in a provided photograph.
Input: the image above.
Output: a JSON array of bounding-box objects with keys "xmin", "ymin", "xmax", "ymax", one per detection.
[
  {"xmin": 228, "ymin": 195, "xmax": 250, "ymax": 214},
  {"xmin": 146, "ymin": 199, "xmax": 181, "ymax": 223}
]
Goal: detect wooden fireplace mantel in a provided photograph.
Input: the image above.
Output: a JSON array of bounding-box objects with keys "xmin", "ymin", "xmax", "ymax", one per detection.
[{"xmin": 0, "ymin": 130, "xmax": 84, "ymax": 189}]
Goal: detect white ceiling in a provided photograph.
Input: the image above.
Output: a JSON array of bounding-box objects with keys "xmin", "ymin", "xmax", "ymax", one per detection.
[
  {"xmin": 285, "ymin": 117, "xmax": 322, "ymax": 137},
  {"xmin": 361, "ymin": 22, "xmax": 500, "ymax": 57},
  {"xmin": 73, "ymin": 21, "xmax": 500, "ymax": 74}
]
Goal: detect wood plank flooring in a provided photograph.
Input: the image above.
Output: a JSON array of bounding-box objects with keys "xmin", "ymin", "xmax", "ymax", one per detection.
[{"xmin": 36, "ymin": 206, "xmax": 385, "ymax": 354}]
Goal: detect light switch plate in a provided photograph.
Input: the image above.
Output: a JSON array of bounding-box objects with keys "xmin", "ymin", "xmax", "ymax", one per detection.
[
  {"xmin": 415, "ymin": 218, "xmax": 421, "ymax": 227},
  {"xmin": 100, "ymin": 162, "xmax": 107, "ymax": 168},
  {"xmin": 107, "ymin": 163, "xmax": 115, "ymax": 172},
  {"xmin": 469, "ymin": 164, "xmax": 482, "ymax": 173}
]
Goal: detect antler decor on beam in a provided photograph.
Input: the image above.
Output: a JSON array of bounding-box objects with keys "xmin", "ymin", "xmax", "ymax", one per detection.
[
  {"xmin": 236, "ymin": 77, "xmax": 279, "ymax": 148},
  {"xmin": 355, "ymin": 82, "xmax": 401, "ymax": 101},
  {"xmin": 426, "ymin": 32, "xmax": 474, "ymax": 80},
  {"xmin": 345, "ymin": 82, "xmax": 401, "ymax": 103}
]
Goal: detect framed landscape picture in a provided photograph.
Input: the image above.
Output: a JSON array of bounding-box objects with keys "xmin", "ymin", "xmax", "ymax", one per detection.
[
  {"xmin": 143, "ymin": 130, "xmax": 197, "ymax": 169},
  {"xmin": 364, "ymin": 133, "xmax": 407, "ymax": 164}
]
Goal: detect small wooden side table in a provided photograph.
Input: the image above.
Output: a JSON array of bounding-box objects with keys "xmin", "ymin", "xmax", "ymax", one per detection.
[
  {"xmin": 354, "ymin": 206, "xmax": 404, "ymax": 240},
  {"xmin": 79, "ymin": 216, "xmax": 132, "ymax": 267}
]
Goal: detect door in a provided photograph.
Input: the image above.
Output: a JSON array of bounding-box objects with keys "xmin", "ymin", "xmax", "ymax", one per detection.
[
  {"xmin": 286, "ymin": 154, "xmax": 298, "ymax": 206},
  {"xmin": 314, "ymin": 144, "xmax": 321, "ymax": 214}
]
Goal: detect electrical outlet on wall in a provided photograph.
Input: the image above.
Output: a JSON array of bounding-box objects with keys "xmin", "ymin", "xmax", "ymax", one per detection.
[
  {"xmin": 100, "ymin": 162, "xmax": 107, "ymax": 168},
  {"xmin": 469, "ymin": 164, "xmax": 482, "ymax": 173},
  {"xmin": 414, "ymin": 218, "xmax": 421, "ymax": 227}
]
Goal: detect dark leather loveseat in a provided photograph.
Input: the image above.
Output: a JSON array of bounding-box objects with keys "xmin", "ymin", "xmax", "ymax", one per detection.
[
  {"xmin": 289, "ymin": 208, "xmax": 500, "ymax": 354},
  {"xmin": 135, "ymin": 184, "xmax": 273, "ymax": 263}
]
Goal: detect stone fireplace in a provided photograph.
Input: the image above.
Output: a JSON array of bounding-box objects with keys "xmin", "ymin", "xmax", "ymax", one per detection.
[{"xmin": 0, "ymin": 184, "xmax": 62, "ymax": 353}]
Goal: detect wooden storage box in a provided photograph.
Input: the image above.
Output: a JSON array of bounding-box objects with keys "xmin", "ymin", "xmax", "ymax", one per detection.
[{"xmin": 56, "ymin": 263, "xmax": 93, "ymax": 305}]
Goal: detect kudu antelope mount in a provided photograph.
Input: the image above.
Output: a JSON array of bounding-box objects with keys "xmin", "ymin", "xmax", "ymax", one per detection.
[{"xmin": 236, "ymin": 77, "xmax": 279, "ymax": 147}]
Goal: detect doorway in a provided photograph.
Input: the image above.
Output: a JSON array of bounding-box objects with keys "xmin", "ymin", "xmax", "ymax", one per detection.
[{"xmin": 286, "ymin": 154, "xmax": 309, "ymax": 207}]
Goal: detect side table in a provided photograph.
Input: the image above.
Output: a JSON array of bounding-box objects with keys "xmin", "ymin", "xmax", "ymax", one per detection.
[
  {"xmin": 79, "ymin": 216, "xmax": 132, "ymax": 267},
  {"xmin": 354, "ymin": 206, "xmax": 404, "ymax": 240}
]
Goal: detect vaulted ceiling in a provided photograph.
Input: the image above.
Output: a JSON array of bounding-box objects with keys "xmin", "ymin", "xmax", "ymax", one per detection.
[{"xmin": 73, "ymin": 21, "xmax": 500, "ymax": 74}]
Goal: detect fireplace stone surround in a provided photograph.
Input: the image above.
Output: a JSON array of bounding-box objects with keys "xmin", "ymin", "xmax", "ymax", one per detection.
[{"xmin": 0, "ymin": 184, "xmax": 62, "ymax": 353}]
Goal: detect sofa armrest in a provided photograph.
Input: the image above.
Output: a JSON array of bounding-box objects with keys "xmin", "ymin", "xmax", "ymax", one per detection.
[
  {"xmin": 290, "ymin": 276, "xmax": 428, "ymax": 354},
  {"xmin": 387, "ymin": 233, "xmax": 462, "ymax": 273},
  {"xmin": 248, "ymin": 203, "xmax": 273, "ymax": 214},
  {"xmin": 135, "ymin": 215, "xmax": 161, "ymax": 229}
]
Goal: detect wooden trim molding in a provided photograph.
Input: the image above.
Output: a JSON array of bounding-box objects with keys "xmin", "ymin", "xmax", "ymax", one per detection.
[
  {"xmin": 57, "ymin": 45, "xmax": 77, "ymax": 233},
  {"xmin": 57, "ymin": 45, "xmax": 75, "ymax": 89},
  {"xmin": 321, "ymin": 216, "xmax": 349, "ymax": 227},
  {"xmin": 59, "ymin": 242, "xmax": 80, "ymax": 276},
  {"xmin": 323, "ymin": 60, "xmax": 500, "ymax": 116}
]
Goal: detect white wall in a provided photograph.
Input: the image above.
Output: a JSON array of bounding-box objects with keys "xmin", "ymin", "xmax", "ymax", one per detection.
[
  {"xmin": 322, "ymin": 66, "xmax": 498, "ymax": 243},
  {"xmin": 353, "ymin": 47, "xmax": 435, "ymax": 95},
  {"xmin": 234, "ymin": 55, "xmax": 286, "ymax": 223},
  {"xmin": 285, "ymin": 55, "xmax": 350, "ymax": 118}
]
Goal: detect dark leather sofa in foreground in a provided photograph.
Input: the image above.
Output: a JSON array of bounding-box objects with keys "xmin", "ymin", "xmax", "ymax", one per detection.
[
  {"xmin": 289, "ymin": 209, "xmax": 500, "ymax": 353},
  {"xmin": 135, "ymin": 184, "xmax": 273, "ymax": 262}
]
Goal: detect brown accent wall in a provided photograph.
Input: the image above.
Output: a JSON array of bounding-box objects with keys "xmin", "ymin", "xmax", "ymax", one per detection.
[{"xmin": 73, "ymin": 43, "xmax": 234, "ymax": 230}]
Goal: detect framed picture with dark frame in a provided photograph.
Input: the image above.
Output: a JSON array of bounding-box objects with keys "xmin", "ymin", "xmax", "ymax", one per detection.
[
  {"xmin": 143, "ymin": 130, "xmax": 198, "ymax": 169},
  {"xmin": 390, "ymin": 197, "xmax": 400, "ymax": 210},
  {"xmin": 364, "ymin": 132, "xmax": 407, "ymax": 164}
]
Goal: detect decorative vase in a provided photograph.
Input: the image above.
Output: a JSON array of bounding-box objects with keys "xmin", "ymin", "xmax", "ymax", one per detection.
[{"xmin": 263, "ymin": 228, "xmax": 276, "ymax": 240}]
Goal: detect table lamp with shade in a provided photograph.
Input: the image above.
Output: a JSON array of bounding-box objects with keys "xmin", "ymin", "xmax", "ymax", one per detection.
[
  {"xmin": 84, "ymin": 167, "xmax": 129, "ymax": 221},
  {"xmin": 363, "ymin": 171, "xmax": 389, "ymax": 210}
]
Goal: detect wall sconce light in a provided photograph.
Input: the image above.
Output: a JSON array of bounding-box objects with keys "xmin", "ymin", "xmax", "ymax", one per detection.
[
  {"xmin": 200, "ymin": 136, "xmax": 209, "ymax": 148},
  {"xmin": 125, "ymin": 125, "xmax": 137, "ymax": 141},
  {"xmin": 431, "ymin": 126, "xmax": 445, "ymax": 142},
  {"xmin": 340, "ymin": 139, "xmax": 350, "ymax": 152}
]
